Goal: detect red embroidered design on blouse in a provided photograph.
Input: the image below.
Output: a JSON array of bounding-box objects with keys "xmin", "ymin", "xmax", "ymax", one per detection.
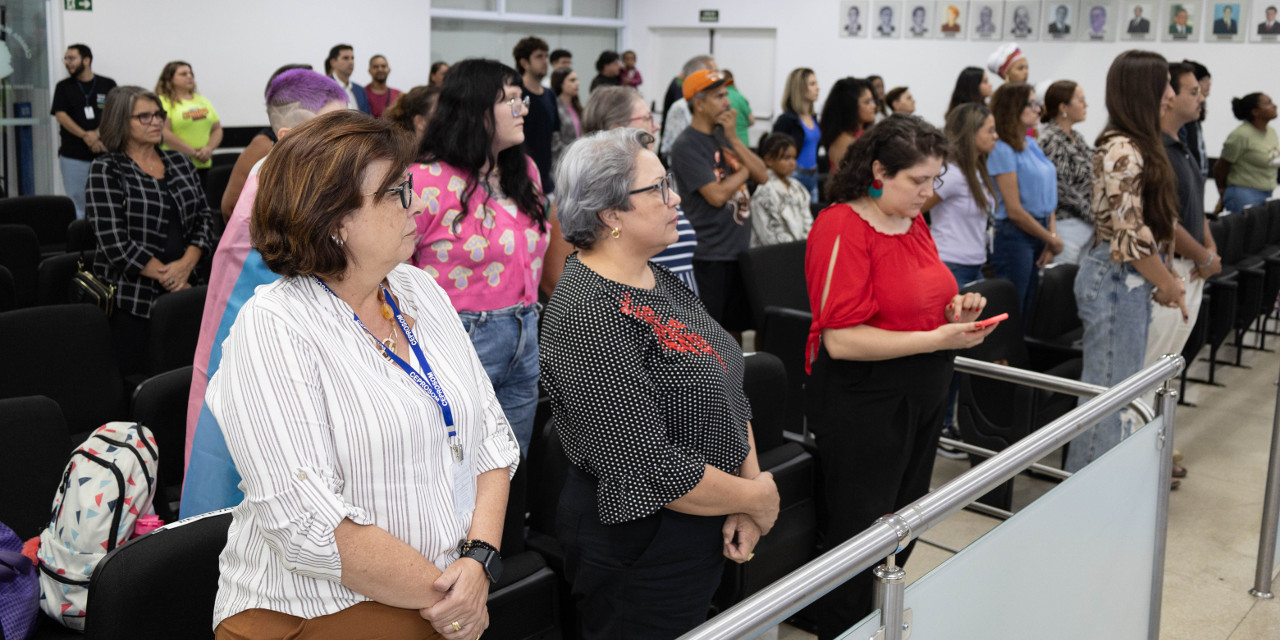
[{"xmin": 618, "ymin": 293, "xmax": 726, "ymax": 370}]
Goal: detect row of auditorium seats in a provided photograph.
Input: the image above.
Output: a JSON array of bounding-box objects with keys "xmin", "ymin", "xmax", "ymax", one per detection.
[{"xmin": 3, "ymin": 350, "xmax": 812, "ymax": 639}]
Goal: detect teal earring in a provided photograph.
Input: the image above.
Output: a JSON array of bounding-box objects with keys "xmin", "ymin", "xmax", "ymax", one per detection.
[{"xmin": 869, "ymin": 179, "xmax": 884, "ymax": 198}]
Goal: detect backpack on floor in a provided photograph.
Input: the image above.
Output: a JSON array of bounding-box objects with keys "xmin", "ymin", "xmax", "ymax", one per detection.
[{"xmin": 36, "ymin": 422, "xmax": 158, "ymax": 631}]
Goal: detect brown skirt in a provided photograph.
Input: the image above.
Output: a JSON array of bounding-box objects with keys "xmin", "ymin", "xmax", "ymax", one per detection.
[{"xmin": 215, "ymin": 601, "xmax": 446, "ymax": 640}]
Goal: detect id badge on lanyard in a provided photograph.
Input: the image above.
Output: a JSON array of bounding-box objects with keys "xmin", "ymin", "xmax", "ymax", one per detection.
[{"xmin": 313, "ymin": 277, "xmax": 474, "ymax": 516}]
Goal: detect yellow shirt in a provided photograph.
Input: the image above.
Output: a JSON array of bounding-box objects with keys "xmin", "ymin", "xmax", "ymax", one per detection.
[{"xmin": 159, "ymin": 94, "xmax": 219, "ymax": 169}]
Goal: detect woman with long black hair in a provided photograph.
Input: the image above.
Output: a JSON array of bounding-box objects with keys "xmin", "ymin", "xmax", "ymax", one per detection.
[
  {"xmin": 409, "ymin": 58, "xmax": 548, "ymax": 457},
  {"xmin": 819, "ymin": 77, "xmax": 877, "ymax": 171},
  {"xmin": 946, "ymin": 66, "xmax": 992, "ymax": 116},
  {"xmin": 1067, "ymin": 50, "xmax": 1185, "ymax": 472}
]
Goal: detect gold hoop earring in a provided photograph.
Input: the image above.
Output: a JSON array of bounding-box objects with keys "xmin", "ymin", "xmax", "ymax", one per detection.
[{"xmin": 611, "ymin": 227, "xmax": 621, "ymax": 239}]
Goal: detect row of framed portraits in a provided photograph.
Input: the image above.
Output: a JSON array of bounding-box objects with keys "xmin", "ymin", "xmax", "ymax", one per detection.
[{"xmin": 837, "ymin": 0, "xmax": 1280, "ymax": 43}]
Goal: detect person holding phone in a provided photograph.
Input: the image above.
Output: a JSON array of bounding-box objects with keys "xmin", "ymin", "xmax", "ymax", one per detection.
[
  {"xmin": 1067, "ymin": 51, "xmax": 1185, "ymax": 473},
  {"xmin": 805, "ymin": 114, "xmax": 997, "ymax": 638}
]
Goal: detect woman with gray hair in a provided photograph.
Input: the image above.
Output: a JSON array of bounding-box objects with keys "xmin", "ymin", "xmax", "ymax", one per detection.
[
  {"xmin": 576, "ymin": 85, "xmax": 700, "ymax": 293},
  {"xmin": 540, "ymin": 127, "xmax": 779, "ymax": 639},
  {"xmin": 86, "ymin": 85, "xmax": 215, "ymax": 374}
]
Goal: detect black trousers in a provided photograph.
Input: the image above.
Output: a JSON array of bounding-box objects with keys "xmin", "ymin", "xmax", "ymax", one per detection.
[
  {"xmin": 557, "ymin": 466, "xmax": 726, "ymax": 639},
  {"xmin": 805, "ymin": 349, "xmax": 953, "ymax": 640}
]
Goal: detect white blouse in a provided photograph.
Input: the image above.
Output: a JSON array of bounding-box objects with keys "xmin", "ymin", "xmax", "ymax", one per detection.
[{"xmin": 207, "ymin": 263, "xmax": 519, "ymax": 628}]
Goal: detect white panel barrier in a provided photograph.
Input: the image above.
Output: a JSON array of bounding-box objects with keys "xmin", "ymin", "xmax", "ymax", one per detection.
[
  {"xmin": 681, "ymin": 356, "xmax": 1182, "ymax": 640},
  {"xmin": 889, "ymin": 417, "xmax": 1163, "ymax": 639}
]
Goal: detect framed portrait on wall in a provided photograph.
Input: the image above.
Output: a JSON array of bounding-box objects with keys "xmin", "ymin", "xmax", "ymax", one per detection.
[
  {"xmin": 1162, "ymin": 2, "xmax": 1200, "ymax": 41},
  {"xmin": 1250, "ymin": 1, "xmax": 1280, "ymax": 40},
  {"xmin": 1044, "ymin": 1, "xmax": 1080, "ymax": 39},
  {"xmin": 937, "ymin": 1, "xmax": 969, "ymax": 38},
  {"xmin": 873, "ymin": 1, "xmax": 903, "ymax": 38},
  {"xmin": 839, "ymin": 1, "xmax": 871, "ymax": 37},
  {"xmin": 906, "ymin": 2, "xmax": 935, "ymax": 37},
  {"xmin": 970, "ymin": 2, "xmax": 1005, "ymax": 39},
  {"xmin": 1210, "ymin": 1, "xmax": 1249, "ymax": 41},
  {"xmin": 1081, "ymin": 1, "xmax": 1118, "ymax": 40},
  {"xmin": 1120, "ymin": 1, "xmax": 1157, "ymax": 40},
  {"xmin": 1005, "ymin": 2, "xmax": 1040, "ymax": 38}
]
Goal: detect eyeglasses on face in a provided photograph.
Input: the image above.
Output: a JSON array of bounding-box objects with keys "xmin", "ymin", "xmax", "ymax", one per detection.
[
  {"xmin": 132, "ymin": 110, "xmax": 167, "ymax": 125},
  {"xmin": 1026, "ymin": 98, "xmax": 1044, "ymax": 111},
  {"xmin": 628, "ymin": 172, "xmax": 676, "ymax": 206},
  {"xmin": 503, "ymin": 95, "xmax": 531, "ymax": 117},
  {"xmin": 367, "ymin": 173, "xmax": 415, "ymax": 209},
  {"xmin": 629, "ymin": 112, "xmax": 655, "ymax": 126}
]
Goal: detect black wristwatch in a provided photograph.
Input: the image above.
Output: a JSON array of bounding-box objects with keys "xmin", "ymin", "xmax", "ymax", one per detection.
[{"xmin": 457, "ymin": 539, "xmax": 502, "ymax": 584}]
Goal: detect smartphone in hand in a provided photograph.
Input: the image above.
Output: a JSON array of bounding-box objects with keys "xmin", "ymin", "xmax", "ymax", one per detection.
[{"xmin": 970, "ymin": 312, "xmax": 1009, "ymax": 330}]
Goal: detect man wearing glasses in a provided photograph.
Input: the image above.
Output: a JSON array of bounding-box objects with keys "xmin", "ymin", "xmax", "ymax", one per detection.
[
  {"xmin": 52, "ymin": 44, "xmax": 116, "ymax": 219},
  {"xmin": 669, "ymin": 69, "xmax": 768, "ymax": 336}
]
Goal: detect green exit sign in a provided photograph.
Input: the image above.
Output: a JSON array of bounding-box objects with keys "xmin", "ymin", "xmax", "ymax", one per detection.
[
  {"xmin": 699, "ymin": 9, "xmax": 719, "ymax": 23},
  {"xmin": 64, "ymin": 0, "xmax": 92, "ymax": 10}
]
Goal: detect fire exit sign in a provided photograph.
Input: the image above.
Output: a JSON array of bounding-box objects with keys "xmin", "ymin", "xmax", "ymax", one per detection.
[
  {"xmin": 699, "ymin": 9, "xmax": 719, "ymax": 23},
  {"xmin": 64, "ymin": 0, "xmax": 92, "ymax": 10}
]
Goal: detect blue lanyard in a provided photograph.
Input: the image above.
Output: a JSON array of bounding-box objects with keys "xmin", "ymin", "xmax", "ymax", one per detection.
[{"xmin": 314, "ymin": 277, "xmax": 461, "ymax": 457}]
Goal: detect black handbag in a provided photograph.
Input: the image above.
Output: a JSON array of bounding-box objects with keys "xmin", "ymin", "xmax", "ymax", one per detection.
[{"xmin": 69, "ymin": 253, "xmax": 115, "ymax": 316}]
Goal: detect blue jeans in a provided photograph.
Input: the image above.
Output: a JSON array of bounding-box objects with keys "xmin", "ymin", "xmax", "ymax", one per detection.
[
  {"xmin": 1065, "ymin": 242, "xmax": 1151, "ymax": 473},
  {"xmin": 458, "ymin": 302, "xmax": 539, "ymax": 457},
  {"xmin": 990, "ymin": 217, "xmax": 1046, "ymax": 325},
  {"xmin": 60, "ymin": 155, "xmax": 92, "ymax": 219},
  {"xmin": 1223, "ymin": 185, "xmax": 1272, "ymax": 213},
  {"xmin": 943, "ymin": 262, "xmax": 984, "ymax": 289},
  {"xmin": 795, "ymin": 168, "xmax": 819, "ymax": 204}
]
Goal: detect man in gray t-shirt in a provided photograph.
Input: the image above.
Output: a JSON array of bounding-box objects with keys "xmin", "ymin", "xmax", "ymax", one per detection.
[{"xmin": 669, "ymin": 69, "xmax": 767, "ymax": 331}]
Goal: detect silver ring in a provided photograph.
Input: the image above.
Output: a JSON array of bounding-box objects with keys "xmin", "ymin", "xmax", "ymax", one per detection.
[{"xmin": 167, "ymin": 279, "xmax": 175, "ymax": 285}]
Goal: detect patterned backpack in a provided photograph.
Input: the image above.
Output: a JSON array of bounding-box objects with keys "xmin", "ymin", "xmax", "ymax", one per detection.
[{"xmin": 36, "ymin": 422, "xmax": 158, "ymax": 630}]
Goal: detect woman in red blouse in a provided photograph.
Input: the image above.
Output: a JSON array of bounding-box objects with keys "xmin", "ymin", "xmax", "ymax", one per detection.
[{"xmin": 804, "ymin": 115, "xmax": 997, "ymax": 639}]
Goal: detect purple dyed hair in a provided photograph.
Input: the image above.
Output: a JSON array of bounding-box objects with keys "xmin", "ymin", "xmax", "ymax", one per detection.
[{"xmin": 266, "ymin": 69, "xmax": 348, "ymax": 111}]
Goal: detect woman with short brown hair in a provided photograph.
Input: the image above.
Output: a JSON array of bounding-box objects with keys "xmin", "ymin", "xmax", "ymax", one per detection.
[{"xmin": 210, "ymin": 110, "xmax": 520, "ymax": 640}]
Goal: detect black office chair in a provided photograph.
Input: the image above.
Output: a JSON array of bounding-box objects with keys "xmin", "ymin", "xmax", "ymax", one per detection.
[
  {"xmin": 65, "ymin": 218, "xmax": 94, "ymax": 253},
  {"xmin": 0, "ymin": 265, "xmax": 15, "ymax": 312},
  {"xmin": 204, "ymin": 162, "xmax": 235, "ymax": 211},
  {"xmin": 954, "ymin": 278, "xmax": 1081, "ymax": 510},
  {"xmin": 0, "ymin": 304, "xmax": 127, "ymax": 440},
  {"xmin": 738, "ymin": 241, "xmax": 810, "ymax": 433},
  {"xmin": 0, "ymin": 224, "xmax": 40, "ymax": 307},
  {"xmin": 1210, "ymin": 216, "xmax": 1265, "ymax": 367},
  {"xmin": 147, "ymin": 286, "xmax": 207, "ymax": 375},
  {"xmin": 1240, "ymin": 205, "xmax": 1280, "ymax": 350},
  {"xmin": 83, "ymin": 510, "xmax": 231, "ymax": 640},
  {"xmin": 1025, "ymin": 262, "xmax": 1083, "ymax": 370},
  {"xmin": 486, "ymin": 454, "xmax": 563, "ymax": 640},
  {"xmin": 0, "ymin": 396, "xmax": 71, "ymax": 539},
  {"xmin": 0, "ymin": 196, "xmax": 76, "ymax": 256},
  {"xmin": 37, "ymin": 251, "xmax": 94, "ymax": 307},
  {"xmin": 131, "ymin": 366, "xmax": 193, "ymax": 523},
  {"xmin": 713, "ymin": 352, "xmax": 819, "ymax": 612}
]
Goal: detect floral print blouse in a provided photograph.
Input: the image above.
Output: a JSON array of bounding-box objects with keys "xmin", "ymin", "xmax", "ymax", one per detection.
[
  {"xmin": 1092, "ymin": 135, "xmax": 1160, "ymax": 263},
  {"xmin": 1040, "ymin": 121, "xmax": 1095, "ymax": 225}
]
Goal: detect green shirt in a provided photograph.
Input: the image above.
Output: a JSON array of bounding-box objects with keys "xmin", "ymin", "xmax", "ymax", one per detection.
[
  {"xmin": 726, "ymin": 85, "xmax": 752, "ymax": 148},
  {"xmin": 1221, "ymin": 122, "xmax": 1279, "ymax": 192},
  {"xmin": 159, "ymin": 94, "xmax": 220, "ymax": 169}
]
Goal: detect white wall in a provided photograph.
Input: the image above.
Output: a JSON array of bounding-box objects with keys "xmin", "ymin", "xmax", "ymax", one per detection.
[
  {"xmin": 625, "ymin": 0, "xmax": 1280, "ymax": 162},
  {"xmin": 56, "ymin": 0, "xmax": 433, "ymax": 127}
]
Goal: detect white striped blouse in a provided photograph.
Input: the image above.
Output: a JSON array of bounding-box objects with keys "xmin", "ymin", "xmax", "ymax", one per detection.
[{"xmin": 207, "ymin": 263, "xmax": 520, "ymax": 629}]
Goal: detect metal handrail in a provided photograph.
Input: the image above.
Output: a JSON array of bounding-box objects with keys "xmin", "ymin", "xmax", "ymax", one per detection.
[
  {"xmin": 679, "ymin": 354, "xmax": 1184, "ymax": 640},
  {"xmin": 954, "ymin": 356, "xmax": 1155, "ymax": 423}
]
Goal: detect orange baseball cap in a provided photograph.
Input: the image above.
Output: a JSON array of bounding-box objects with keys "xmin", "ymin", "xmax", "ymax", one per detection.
[{"xmin": 682, "ymin": 69, "xmax": 733, "ymax": 101}]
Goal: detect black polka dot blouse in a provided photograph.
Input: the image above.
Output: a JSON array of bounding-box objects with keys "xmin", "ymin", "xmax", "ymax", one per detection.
[{"xmin": 540, "ymin": 254, "xmax": 752, "ymax": 525}]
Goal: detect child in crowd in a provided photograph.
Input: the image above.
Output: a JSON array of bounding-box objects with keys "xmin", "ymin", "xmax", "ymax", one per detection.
[
  {"xmin": 750, "ymin": 134, "xmax": 813, "ymax": 246},
  {"xmin": 620, "ymin": 50, "xmax": 643, "ymax": 89}
]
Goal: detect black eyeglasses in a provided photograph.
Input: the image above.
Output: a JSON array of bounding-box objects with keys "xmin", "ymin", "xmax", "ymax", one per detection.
[
  {"xmin": 132, "ymin": 110, "xmax": 167, "ymax": 125},
  {"xmin": 628, "ymin": 172, "xmax": 676, "ymax": 206},
  {"xmin": 368, "ymin": 173, "xmax": 414, "ymax": 209}
]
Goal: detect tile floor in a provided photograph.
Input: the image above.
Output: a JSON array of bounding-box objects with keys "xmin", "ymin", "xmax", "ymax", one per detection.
[{"xmin": 769, "ymin": 334, "xmax": 1280, "ymax": 639}]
